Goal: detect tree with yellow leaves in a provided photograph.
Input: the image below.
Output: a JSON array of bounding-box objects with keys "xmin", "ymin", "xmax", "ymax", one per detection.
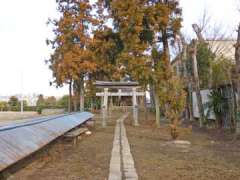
[
  {"xmin": 48, "ymin": 0, "xmax": 97, "ymax": 112},
  {"xmin": 90, "ymin": 27, "xmax": 124, "ymax": 81},
  {"xmin": 102, "ymin": 0, "xmax": 186, "ymax": 138},
  {"xmin": 48, "ymin": 0, "xmax": 186, "ymax": 138}
]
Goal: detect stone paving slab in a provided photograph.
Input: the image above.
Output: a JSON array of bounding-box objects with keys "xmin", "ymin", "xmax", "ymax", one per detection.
[
  {"xmin": 108, "ymin": 114, "xmax": 138, "ymax": 180},
  {"xmin": 109, "ymin": 119, "xmax": 122, "ymax": 180},
  {"xmin": 120, "ymin": 116, "xmax": 138, "ymax": 180}
]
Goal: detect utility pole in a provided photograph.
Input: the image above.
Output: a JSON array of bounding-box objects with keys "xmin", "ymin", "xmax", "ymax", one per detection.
[
  {"xmin": 191, "ymin": 24, "xmax": 207, "ymax": 127},
  {"xmin": 190, "ymin": 39, "xmax": 205, "ymax": 127}
]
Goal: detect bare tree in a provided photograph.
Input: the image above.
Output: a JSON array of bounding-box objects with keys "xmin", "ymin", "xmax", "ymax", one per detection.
[
  {"xmin": 192, "ymin": 24, "xmax": 205, "ymax": 42},
  {"xmin": 196, "ymin": 9, "xmax": 233, "ymax": 54}
]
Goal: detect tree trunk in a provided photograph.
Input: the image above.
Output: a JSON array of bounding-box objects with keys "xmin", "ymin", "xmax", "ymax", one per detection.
[
  {"xmin": 73, "ymin": 81, "xmax": 78, "ymax": 112},
  {"xmin": 187, "ymin": 81, "xmax": 194, "ymax": 122},
  {"xmin": 79, "ymin": 76, "xmax": 84, "ymax": 112},
  {"xmin": 162, "ymin": 29, "xmax": 171, "ymax": 69},
  {"xmin": 235, "ymin": 24, "xmax": 240, "ymax": 133},
  {"xmin": 180, "ymin": 35, "xmax": 194, "ymax": 122},
  {"xmin": 154, "ymin": 86, "xmax": 160, "ymax": 127},
  {"xmin": 233, "ymin": 87, "xmax": 238, "ymax": 129},
  {"xmin": 144, "ymin": 91, "xmax": 148, "ymax": 121},
  {"xmin": 91, "ymin": 97, "xmax": 94, "ymax": 111},
  {"xmin": 181, "ymin": 39, "xmax": 188, "ymax": 78},
  {"xmin": 235, "ymin": 25, "xmax": 240, "ymax": 111},
  {"xmin": 73, "ymin": 96, "xmax": 78, "ymax": 112},
  {"xmin": 132, "ymin": 87, "xmax": 139, "ymax": 126},
  {"xmin": 149, "ymin": 85, "xmax": 155, "ymax": 109},
  {"xmin": 192, "ymin": 24, "xmax": 205, "ymax": 43},
  {"xmin": 159, "ymin": 28, "xmax": 172, "ymax": 127},
  {"xmin": 228, "ymin": 70, "xmax": 236, "ymax": 131},
  {"xmin": 191, "ymin": 40, "xmax": 205, "ymax": 127},
  {"xmin": 68, "ymin": 79, "xmax": 72, "ymax": 113}
]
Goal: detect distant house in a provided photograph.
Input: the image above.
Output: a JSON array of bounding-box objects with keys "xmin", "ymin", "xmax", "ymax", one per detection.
[{"xmin": 207, "ymin": 39, "xmax": 236, "ymax": 61}]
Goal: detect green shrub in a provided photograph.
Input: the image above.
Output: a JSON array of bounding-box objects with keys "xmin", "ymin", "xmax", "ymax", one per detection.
[{"xmin": 36, "ymin": 106, "xmax": 42, "ymax": 114}]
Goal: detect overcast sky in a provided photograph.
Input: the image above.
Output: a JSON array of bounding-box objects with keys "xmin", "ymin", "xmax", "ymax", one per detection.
[{"xmin": 0, "ymin": 0, "xmax": 239, "ymax": 96}]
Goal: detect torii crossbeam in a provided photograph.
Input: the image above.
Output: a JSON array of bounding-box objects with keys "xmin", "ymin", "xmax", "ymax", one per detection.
[{"xmin": 95, "ymin": 81, "xmax": 145, "ymax": 127}]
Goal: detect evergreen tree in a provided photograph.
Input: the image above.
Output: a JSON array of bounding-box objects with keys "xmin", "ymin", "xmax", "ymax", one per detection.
[{"xmin": 48, "ymin": 0, "xmax": 97, "ymax": 112}]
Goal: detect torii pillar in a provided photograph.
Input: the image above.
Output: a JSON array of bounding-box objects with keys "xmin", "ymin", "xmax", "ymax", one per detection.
[{"xmin": 102, "ymin": 88, "xmax": 108, "ymax": 128}]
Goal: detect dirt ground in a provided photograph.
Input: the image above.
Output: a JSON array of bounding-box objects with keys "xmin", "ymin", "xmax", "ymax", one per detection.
[
  {"xmin": 125, "ymin": 112, "xmax": 240, "ymax": 180},
  {"xmin": 6, "ymin": 112, "xmax": 122, "ymax": 180},
  {"xmin": 3, "ymin": 110, "xmax": 240, "ymax": 180}
]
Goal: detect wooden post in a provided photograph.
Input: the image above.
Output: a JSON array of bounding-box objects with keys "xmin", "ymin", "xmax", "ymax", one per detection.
[
  {"xmin": 132, "ymin": 87, "xmax": 139, "ymax": 126},
  {"xmin": 102, "ymin": 88, "xmax": 108, "ymax": 128}
]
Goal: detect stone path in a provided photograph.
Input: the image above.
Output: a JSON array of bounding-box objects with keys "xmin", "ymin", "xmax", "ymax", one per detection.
[{"xmin": 108, "ymin": 114, "xmax": 138, "ymax": 180}]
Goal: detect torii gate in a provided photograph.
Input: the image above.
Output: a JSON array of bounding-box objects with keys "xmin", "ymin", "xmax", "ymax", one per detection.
[{"xmin": 95, "ymin": 81, "xmax": 145, "ymax": 127}]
